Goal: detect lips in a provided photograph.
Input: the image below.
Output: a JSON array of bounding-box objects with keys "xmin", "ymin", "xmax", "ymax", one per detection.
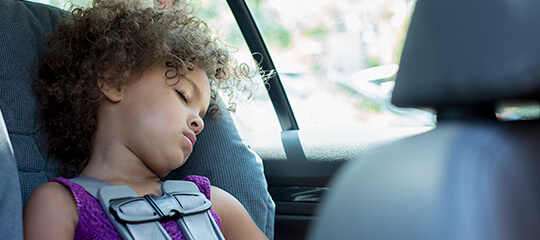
[{"xmin": 184, "ymin": 132, "xmax": 196, "ymax": 148}]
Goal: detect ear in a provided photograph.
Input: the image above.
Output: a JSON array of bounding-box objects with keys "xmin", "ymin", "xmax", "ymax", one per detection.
[{"xmin": 98, "ymin": 78, "xmax": 123, "ymax": 103}]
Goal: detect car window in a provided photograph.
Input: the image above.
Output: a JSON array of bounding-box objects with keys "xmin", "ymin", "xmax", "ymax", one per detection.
[
  {"xmin": 199, "ymin": 0, "xmax": 436, "ymax": 132},
  {"xmin": 243, "ymin": 0, "xmax": 435, "ymax": 130},
  {"xmin": 197, "ymin": 0, "xmax": 283, "ymax": 132}
]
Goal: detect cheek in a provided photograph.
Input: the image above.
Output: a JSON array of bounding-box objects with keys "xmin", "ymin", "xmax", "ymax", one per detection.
[
  {"xmin": 143, "ymin": 105, "xmax": 183, "ymax": 133},
  {"xmin": 124, "ymin": 101, "xmax": 180, "ymax": 144}
]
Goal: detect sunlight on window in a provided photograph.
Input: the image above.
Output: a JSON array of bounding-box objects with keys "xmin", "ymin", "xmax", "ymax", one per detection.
[{"xmin": 244, "ymin": 0, "xmax": 435, "ymax": 129}]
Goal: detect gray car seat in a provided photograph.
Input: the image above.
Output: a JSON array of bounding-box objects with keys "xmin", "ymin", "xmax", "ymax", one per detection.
[
  {"xmin": 0, "ymin": 0, "xmax": 274, "ymax": 239},
  {"xmin": 308, "ymin": 0, "xmax": 540, "ymax": 239},
  {"xmin": 0, "ymin": 110, "xmax": 22, "ymax": 239}
]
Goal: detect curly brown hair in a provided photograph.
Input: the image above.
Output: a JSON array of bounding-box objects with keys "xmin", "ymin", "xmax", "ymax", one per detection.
[{"xmin": 36, "ymin": 0, "xmax": 254, "ymax": 177}]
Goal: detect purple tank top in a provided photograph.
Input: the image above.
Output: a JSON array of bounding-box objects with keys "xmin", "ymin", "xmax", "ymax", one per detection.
[{"xmin": 52, "ymin": 175, "xmax": 222, "ymax": 240}]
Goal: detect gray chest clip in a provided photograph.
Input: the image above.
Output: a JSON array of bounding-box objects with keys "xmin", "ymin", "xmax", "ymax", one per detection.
[{"xmin": 71, "ymin": 177, "xmax": 225, "ymax": 240}]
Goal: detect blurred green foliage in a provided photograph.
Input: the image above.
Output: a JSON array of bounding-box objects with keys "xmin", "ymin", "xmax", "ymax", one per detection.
[
  {"xmin": 304, "ymin": 26, "xmax": 327, "ymax": 39},
  {"xmin": 245, "ymin": 0, "xmax": 292, "ymax": 48}
]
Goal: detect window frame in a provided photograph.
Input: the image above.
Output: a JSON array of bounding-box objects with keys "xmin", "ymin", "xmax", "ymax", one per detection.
[{"xmin": 226, "ymin": 0, "xmax": 299, "ymax": 131}]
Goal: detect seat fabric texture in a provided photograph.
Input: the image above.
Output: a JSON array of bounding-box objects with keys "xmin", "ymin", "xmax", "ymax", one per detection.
[
  {"xmin": 0, "ymin": 0, "xmax": 274, "ymax": 238},
  {"xmin": 308, "ymin": 0, "xmax": 540, "ymax": 239}
]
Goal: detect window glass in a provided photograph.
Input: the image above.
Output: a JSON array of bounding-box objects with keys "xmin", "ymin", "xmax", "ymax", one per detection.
[
  {"xmin": 245, "ymin": 0, "xmax": 435, "ymax": 129},
  {"xmin": 197, "ymin": 0, "xmax": 282, "ymax": 132}
]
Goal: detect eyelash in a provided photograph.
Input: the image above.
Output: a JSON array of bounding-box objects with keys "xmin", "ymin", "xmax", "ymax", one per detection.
[{"xmin": 176, "ymin": 90, "xmax": 190, "ymax": 103}]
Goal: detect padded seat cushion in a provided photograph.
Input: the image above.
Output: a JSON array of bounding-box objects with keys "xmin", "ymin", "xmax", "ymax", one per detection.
[
  {"xmin": 0, "ymin": 0, "xmax": 65, "ymax": 202},
  {"xmin": 0, "ymin": 0, "xmax": 274, "ymax": 238}
]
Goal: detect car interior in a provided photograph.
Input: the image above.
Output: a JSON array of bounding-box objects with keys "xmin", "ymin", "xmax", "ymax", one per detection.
[
  {"xmin": 2, "ymin": 0, "xmax": 540, "ymax": 239},
  {"xmin": 307, "ymin": 0, "xmax": 540, "ymax": 239}
]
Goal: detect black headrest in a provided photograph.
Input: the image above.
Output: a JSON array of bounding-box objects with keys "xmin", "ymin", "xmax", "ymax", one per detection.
[{"xmin": 392, "ymin": 0, "xmax": 540, "ymax": 109}]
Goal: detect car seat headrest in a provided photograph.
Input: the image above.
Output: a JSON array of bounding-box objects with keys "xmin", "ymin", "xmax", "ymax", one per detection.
[{"xmin": 391, "ymin": 0, "xmax": 540, "ymax": 109}]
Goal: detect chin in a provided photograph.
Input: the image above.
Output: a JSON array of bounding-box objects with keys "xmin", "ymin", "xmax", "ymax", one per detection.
[{"xmin": 172, "ymin": 156, "xmax": 188, "ymax": 170}]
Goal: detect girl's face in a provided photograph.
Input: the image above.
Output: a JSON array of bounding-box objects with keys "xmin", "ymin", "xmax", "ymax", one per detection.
[{"xmin": 113, "ymin": 62, "xmax": 211, "ymax": 177}]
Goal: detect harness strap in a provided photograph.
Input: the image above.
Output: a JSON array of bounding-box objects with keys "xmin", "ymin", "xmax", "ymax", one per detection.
[
  {"xmin": 163, "ymin": 181, "xmax": 224, "ymax": 240},
  {"xmin": 117, "ymin": 195, "xmax": 172, "ymax": 240},
  {"xmin": 68, "ymin": 177, "xmax": 225, "ymax": 240},
  {"xmin": 69, "ymin": 177, "xmax": 171, "ymax": 240},
  {"xmin": 69, "ymin": 176, "xmax": 110, "ymax": 198}
]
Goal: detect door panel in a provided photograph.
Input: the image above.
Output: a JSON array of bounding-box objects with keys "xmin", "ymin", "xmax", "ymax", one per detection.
[{"xmin": 243, "ymin": 127, "xmax": 430, "ymax": 239}]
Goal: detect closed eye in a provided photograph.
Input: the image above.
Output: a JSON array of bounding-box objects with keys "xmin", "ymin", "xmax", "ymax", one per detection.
[{"xmin": 176, "ymin": 90, "xmax": 190, "ymax": 103}]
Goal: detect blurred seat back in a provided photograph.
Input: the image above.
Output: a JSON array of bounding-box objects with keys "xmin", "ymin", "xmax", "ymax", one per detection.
[
  {"xmin": 0, "ymin": 109, "xmax": 23, "ymax": 239},
  {"xmin": 308, "ymin": 0, "xmax": 540, "ymax": 239},
  {"xmin": 0, "ymin": 0, "xmax": 274, "ymax": 238}
]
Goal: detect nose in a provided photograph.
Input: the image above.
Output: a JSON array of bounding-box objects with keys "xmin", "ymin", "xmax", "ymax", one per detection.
[{"xmin": 188, "ymin": 115, "xmax": 204, "ymax": 135}]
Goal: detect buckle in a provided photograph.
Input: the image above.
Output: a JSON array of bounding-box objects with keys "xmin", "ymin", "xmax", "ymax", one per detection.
[
  {"xmin": 109, "ymin": 192, "xmax": 212, "ymax": 224},
  {"xmin": 96, "ymin": 180, "xmax": 219, "ymax": 240}
]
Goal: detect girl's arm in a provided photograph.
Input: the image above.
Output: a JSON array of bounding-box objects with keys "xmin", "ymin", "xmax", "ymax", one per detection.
[
  {"xmin": 210, "ymin": 186, "xmax": 269, "ymax": 240},
  {"xmin": 23, "ymin": 182, "xmax": 78, "ymax": 240}
]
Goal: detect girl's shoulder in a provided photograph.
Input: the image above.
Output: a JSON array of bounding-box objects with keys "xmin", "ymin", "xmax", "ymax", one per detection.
[
  {"xmin": 206, "ymin": 184, "xmax": 269, "ymax": 239},
  {"xmin": 49, "ymin": 177, "xmax": 122, "ymax": 240},
  {"xmin": 25, "ymin": 180, "xmax": 78, "ymax": 218},
  {"xmin": 23, "ymin": 180, "xmax": 79, "ymax": 239},
  {"xmin": 50, "ymin": 177, "xmax": 86, "ymax": 196},
  {"xmin": 26, "ymin": 180, "xmax": 78, "ymax": 210}
]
